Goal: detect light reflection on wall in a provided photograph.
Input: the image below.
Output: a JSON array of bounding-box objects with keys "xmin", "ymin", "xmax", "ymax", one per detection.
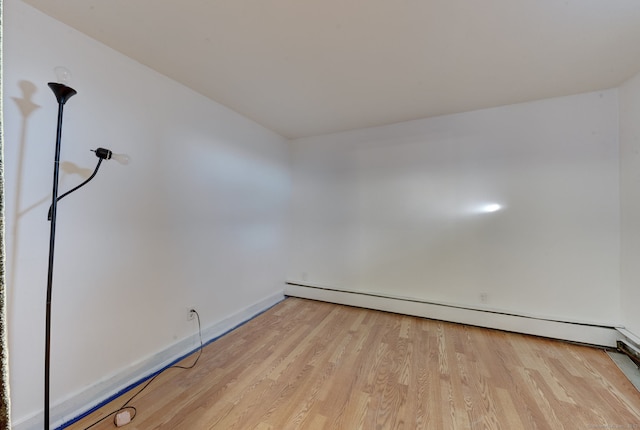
[{"xmin": 476, "ymin": 203, "xmax": 503, "ymax": 214}]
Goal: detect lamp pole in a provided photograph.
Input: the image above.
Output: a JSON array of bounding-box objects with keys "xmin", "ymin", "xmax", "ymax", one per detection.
[{"xmin": 45, "ymin": 82, "xmax": 76, "ymax": 430}]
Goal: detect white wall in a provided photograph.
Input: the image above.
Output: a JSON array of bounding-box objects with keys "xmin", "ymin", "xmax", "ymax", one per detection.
[
  {"xmin": 4, "ymin": 0, "xmax": 635, "ymax": 425},
  {"xmin": 620, "ymin": 70, "xmax": 640, "ymax": 340},
  {"xmin": 289, "ymin": 90, "xmax": 621, "ymax": 328},
  {"xmin": 4, "ymin": 0, "xmax": 290, "ymax": 427}
]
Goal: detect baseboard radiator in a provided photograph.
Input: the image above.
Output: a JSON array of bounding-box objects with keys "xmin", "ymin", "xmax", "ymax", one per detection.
[{"xmin": 285, "ymin": 282, "xmax": 620, "ymax": 348}]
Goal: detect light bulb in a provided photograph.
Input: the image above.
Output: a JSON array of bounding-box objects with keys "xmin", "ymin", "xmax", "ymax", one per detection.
[
  {"xmin": 54, "ymin": 66, "xmax": 72, "ymax": 86},
  {"xmin": 111, "ymin": 153, "xmax": 131, "ymax": 165},
  {"xmin": 92, "ymin": 148, "xmax": 131, "ymax": 165}
]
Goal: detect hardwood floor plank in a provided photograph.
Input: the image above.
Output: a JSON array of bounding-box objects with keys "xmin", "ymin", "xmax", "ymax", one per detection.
[{"xmin": 65, "ymin": 298, "xmax": 640, "ymax": 430}]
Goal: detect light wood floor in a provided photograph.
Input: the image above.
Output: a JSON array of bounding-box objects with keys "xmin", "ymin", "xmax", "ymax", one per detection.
[{"xmin": 67, "ymin": 297, "xmax": 640, "ymax": 429}]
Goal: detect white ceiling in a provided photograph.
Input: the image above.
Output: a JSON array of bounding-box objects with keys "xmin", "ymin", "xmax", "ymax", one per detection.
[{"xmin": 23, "ymin": 0, "xmax": 640, "ymax": 139}]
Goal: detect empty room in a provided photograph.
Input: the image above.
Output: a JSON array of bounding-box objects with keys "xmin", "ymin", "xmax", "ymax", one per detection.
[{"xmin": 2, "ymin": 0, "xmax": 640, "ymax": 429}]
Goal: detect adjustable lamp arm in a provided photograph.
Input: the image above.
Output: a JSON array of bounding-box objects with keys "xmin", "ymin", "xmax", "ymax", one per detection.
[{"xmin": 46, "ymin": 148, "xmax": 115, "ymax": 220}]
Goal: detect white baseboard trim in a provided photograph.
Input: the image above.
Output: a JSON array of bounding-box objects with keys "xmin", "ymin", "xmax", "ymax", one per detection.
[
  {"xmin": 285, "ymin": 283, "xmax": 619, "ymax": 348},
  {"xmin": 14, "ymin": 292, "xmax": 285, "ymax": 430}
]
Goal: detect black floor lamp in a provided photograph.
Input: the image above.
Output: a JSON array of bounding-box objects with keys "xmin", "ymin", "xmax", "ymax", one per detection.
[{"xmin": 45, "ymin": 81, "xmax": 126, "ymax": 429}]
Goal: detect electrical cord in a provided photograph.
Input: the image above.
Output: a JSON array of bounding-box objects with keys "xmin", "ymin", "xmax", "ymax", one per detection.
[{"xmin": 83, "ymin": 310, "xmax": 203, "ymax": 429}]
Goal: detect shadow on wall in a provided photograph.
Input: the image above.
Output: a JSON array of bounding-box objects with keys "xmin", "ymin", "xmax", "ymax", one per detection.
[{"xmin": 7, "ymin": 80, "xmax": 94, "ymax": 319}]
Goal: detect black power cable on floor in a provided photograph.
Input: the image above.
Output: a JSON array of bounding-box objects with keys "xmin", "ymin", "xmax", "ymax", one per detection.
[{"xmin": 83, "ymin": 310, "xmax": 204, "ymax": 429}]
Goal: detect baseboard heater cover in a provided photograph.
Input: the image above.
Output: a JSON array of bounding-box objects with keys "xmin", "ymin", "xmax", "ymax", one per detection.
[
  {"xmin": 285, "ymin": 283, "xmax": 619, "ymax": 348},
  {"xmin": 617, "ymin": 340, "xmax": 640, "ymax": 366},
  {"xmin": 615, "ymin": 329, "xmax": 640, "ymax": 367}
]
